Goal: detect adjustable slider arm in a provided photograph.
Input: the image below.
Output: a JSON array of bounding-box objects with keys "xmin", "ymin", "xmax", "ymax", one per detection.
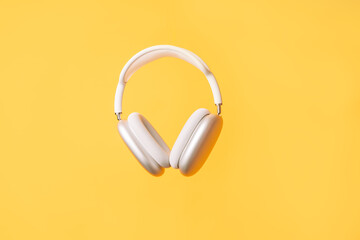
[
  {"xmin": 115, "ymin": 112, "xmax": 122, "ymax": 121},
  {"xmin": 216, "ymin": 104, "xmax": 222, "ymax": 115}
]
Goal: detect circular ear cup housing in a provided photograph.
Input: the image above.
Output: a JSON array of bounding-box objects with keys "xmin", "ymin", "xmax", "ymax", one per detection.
[
  {"xmin": 170, "ymin": 108, "xmax": 210, "ymax": 168},
  {"xmin": 170, "ymin": 108, "xmax": 223, "ymax": 176},
  {"xmin": 117, "ymin": 113, "xmax": 170, "ymax": 176},
  {"xmin": 179, "ymin": 114, "xmax": 222, "ymax": 176},
  {"xmin": 118, "ymin": 120, "xmax": 164, "ymax": 176}
]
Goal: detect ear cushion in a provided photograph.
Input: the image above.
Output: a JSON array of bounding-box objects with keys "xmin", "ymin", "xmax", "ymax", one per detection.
[
  {"xmin": 118, "ymin": 120, "xmax": 164, "ymax": 176},
  {"xmin": 169, "ymin": 108, "xmax": 210, "ymax": 169},
  {"xmin": 128, "ymin": 112, "xmax": 170, "ymax": 168}
]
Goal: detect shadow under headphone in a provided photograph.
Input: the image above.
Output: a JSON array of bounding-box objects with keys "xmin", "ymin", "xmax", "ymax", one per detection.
[{"xmin": 114, "ymin": 45, "xmax": 223, "ymax": 176}]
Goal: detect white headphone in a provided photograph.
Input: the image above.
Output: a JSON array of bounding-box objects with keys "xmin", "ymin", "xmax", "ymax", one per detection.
[{"xmin": 114, "ymin": 45, "xmax": 223, "ymax": 176}]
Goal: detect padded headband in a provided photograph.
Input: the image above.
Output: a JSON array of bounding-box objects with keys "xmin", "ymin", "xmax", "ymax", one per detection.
[{"xmin": 114, "ymin": 45, "xmax": 222, "ymax": 116}]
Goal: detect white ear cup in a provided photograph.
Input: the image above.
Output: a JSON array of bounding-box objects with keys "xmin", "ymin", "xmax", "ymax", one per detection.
[
  {"xmin": 128, "ymin": 113, "xmax": 170, "ymax": 168},
  {"xmin": 170, "ymin": 109, "xmax": 210, "ymax": 169},
  {"xmin": 117, "ymin": 120, "xmax": 164, "ymax": 176},
  {"xmin": 178, "ymin": 114, "xmax": 222, "ymax": 176},
  {"xmin": 170, "ymin": 108, "xmax": 222, "ymax": 176}
]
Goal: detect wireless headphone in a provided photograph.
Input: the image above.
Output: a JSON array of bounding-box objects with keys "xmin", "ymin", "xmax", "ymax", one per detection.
[{"xmin": 114, "ymin": 45, "xmax": 223, "ymax": 176}]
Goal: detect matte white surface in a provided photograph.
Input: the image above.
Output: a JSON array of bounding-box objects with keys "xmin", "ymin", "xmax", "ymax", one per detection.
[
  {"xmin": 114, "ymin": 45, "xmax": 222, "ymax": 113},
  {"xmin": 170, "ymin": 108, "xmax": 210, "ymax": 168},
  {"xmin": 128, "ymin": 113, "xmax": 170, "ymax": 168}
]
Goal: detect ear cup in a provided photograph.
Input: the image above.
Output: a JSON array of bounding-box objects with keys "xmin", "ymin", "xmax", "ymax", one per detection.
[
  {"xmin": 128, "ymin": 113, "xmax": 170, "ymax": 168},
  {"xmin": 170, "ymin": 108, "xmax": 211, "ymax": 169},
  {"xmin": 118, "ymin": 120, "xmax": 164, "ymax": 176},
  {"xmin": 178, "ymin": 114, "xmax": 222, "ymax": 176}
]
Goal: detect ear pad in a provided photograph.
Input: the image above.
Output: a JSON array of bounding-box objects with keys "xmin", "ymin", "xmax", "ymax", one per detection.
[
  {"xmin": 118, "ymin": 120, "xmax": 164, "ymax": 176},
  {"xmin": 170, "ymin": 108, "xmax": 223, "ymax": 176},
  {"xmin": 127, "ymin": 112, "xmax": 170, "ymax": 168}
]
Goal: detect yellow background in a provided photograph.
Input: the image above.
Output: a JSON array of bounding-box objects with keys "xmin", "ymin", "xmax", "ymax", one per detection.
[{"xmin": 1, "ymin": 0, "xmax": 360, "ymax": 239}]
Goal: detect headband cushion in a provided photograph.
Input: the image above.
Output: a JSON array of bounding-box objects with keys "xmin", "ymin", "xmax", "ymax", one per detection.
[
  {"xmin": 117, "ymin": 120, "xmax": 164, "ymax": 176},
  {"xmin": 128, "ymin": 112, "xmax": 170, "ymax": 168},
  {"xmin": 114, "ymin": 45, "xmax": 222, "ymax": 114},
  {"xmin": 169, "ymin": 108, "xmax": 210, "ymax": 169},
  {"xmin": 123, "ymin": 48, "xmax": 207, "ymax": 83}
]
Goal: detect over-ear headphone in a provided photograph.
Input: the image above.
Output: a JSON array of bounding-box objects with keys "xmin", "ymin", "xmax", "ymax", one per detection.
[{"xmin": 114, "ymin": 45, "xmax": 223, "ymax": 176}]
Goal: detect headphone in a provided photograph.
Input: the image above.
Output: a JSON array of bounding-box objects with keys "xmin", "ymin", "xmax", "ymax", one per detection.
[{"xmin": 114, "ymin": 45, "xmax": 223, "ymax": 176}]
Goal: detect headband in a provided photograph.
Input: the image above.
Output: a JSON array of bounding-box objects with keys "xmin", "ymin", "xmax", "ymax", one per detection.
[{"xmin": 114, "ymin": 45, "xmax": 222, "ymax": 120}]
